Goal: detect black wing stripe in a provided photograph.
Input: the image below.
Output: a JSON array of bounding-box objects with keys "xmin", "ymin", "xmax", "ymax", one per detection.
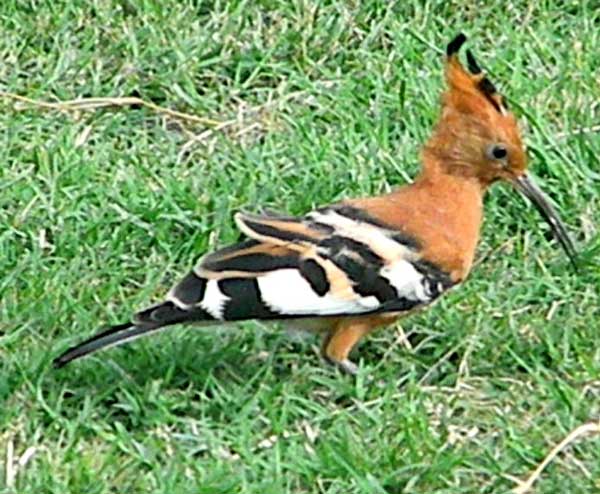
[
  {"xmin": 307, "ymin": 222, "xmax": 335, "ymax": 234},
  {"xmin": 218, "ymin": 278, "xmax": 278, "ymax": 320},
  {"xmin": 317, "ymin": 234, "xmax": 400, "ymax": 302},
  {"xmin": 323, "ymin": 205, "xmax": 391, "ymax": 228},
  {"xmin": 329, "ymin": 254, "xmax": 397, "ymax": 303},
  {"xmin": 135, "ymin": 301, "xmax": 214, "ymax": 325},
  {"xmin": 355, "ymin": 275, "xmax": 398, "ymax": 303},
  {"xmin": 202, "ymin": 239, "xmax": 260, "ymax": 262},
  {"xmin": 171, "ymin": 271, "xmax": 207, "ymax": 305},
  {"xmin": 412, "ymin": 259, "xmax": 455, "ymax": 298},
  {"xmin": 203, "ymin": 253, "xmax": 299, "ymax": 272},
  {"xmin": 379, "ymin": 298, "xmax": 422, "ymax": 313},
  {"xmin": 298, "ymin": 259, "xmax": 330, "ymax": 296},
  {"xmin": 242, "ymin": 219, "xmax": 316, "ymax": 244},
  {"xmin": 319, "ymin": 235, "xmax": 383, "ymax": 266}
]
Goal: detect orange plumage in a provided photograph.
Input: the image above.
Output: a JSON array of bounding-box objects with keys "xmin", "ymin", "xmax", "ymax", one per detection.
[{"xmin": 54, "ymin": 34, "xmax": 577, "ymax": 375}]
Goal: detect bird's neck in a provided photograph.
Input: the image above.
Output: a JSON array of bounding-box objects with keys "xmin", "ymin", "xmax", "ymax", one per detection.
[
  {"xmin": 387, "ymin": 162, "xmax": 487, "ymax": 281},
  {"xmin": 410, "ymin": 163, "xmax": 487, "ymax": 280}
]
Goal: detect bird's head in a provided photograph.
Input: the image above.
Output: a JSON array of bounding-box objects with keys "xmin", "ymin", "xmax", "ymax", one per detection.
[{"xmin": 423, "ymin": 33, "xmax": 577, "ymax": 268}]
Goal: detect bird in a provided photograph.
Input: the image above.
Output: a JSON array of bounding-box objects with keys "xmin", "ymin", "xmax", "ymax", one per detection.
[{"xmin": 53, "ymin": 33, "xmax": 577, "ymax": 375}]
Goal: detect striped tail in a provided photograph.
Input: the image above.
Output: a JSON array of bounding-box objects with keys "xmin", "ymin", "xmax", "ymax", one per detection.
[{"xmin": 53, "ymin": 301, "xmax": 211, "ymax": 368}]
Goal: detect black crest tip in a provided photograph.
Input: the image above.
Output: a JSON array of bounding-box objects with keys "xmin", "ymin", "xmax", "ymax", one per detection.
[
  {"xmin": 446, "ymin": 33, "xmax": 467, "ymax": 57},
  {"xmin": 466, "ymin": 49, "xmax": 482, "ymax": 74},
  {"xmin": 478, "ymin": 77, "xmax": 497, "ymax": 96}
]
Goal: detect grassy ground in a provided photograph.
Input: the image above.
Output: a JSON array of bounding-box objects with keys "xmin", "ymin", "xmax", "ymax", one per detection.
[{"xmin": 2, "ymin": 1, "xmax": 600, "ymax": 493}]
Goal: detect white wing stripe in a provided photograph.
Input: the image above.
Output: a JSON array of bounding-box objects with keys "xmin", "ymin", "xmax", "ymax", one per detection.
[
  {"xmin": 308, "ymin": 210, "xmax": 412, "ymax": 262},
  {"xmin": 257, "ymin": 269, "xmax": 380, "ymax": 316},
  {"xmin": 380, "ymin": 260, "xmax": 430, "ymax": 303},
  {"xmin": 200, "ymin": 280, "xmax": 230, "ymax": 319}
]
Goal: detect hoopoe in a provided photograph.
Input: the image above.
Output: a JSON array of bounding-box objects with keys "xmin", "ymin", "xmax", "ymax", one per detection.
[{"xmin": 54, "ymin": 34, "xmax": 577, "ymax": 375}]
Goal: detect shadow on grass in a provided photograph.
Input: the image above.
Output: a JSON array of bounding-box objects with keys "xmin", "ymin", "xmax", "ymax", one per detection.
[{"xmin": 43, "ymin": 328, "xmax": 314, "ymax": 418}]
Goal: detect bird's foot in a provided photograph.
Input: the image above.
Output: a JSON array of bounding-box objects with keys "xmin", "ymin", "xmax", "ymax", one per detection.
[{"xmin": 325, "ymin": 356, "xmax": 358, "ymax": 376}]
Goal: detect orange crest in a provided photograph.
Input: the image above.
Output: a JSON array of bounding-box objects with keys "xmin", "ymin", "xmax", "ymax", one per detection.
[{"xmin": 424, "ymin": 34, "xmax": 527, "ymax": 184}]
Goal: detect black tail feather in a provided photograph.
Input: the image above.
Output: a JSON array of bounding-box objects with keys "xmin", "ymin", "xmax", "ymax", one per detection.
[
  {"xmin": 52, "ymin": 321, "xmax": 162, "ymax": 368},
  {"xmin": 53, "ymin": 301, "xmax": 215, "ymax": 368}
]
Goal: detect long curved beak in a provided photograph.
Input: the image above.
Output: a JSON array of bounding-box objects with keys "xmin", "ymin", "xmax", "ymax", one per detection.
[{"xmin": 512, "ymin": 174, "xmax": 578, "ymax": 270}]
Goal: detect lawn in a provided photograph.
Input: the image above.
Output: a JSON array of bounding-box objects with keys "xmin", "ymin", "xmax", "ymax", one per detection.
[{"xmin": 1, "ymin": 1, "xmax": 600, "ymax": 493}]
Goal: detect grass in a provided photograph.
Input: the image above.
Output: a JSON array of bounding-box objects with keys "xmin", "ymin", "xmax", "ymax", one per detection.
[{"xmin": 1, "ymin": 0, "xmax": 600, "ymax": 492}]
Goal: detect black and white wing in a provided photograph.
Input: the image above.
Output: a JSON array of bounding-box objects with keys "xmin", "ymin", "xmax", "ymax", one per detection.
[{"xmin": 167, "ymin": 205, "xmax": 455, "ymax": 321}]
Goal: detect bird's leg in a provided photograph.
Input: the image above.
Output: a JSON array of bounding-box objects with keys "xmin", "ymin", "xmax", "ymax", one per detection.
[
  {"xmin": 321, "ymin": 315, "xmax": 398, "ymax": 375},
  {"xmin": 321, "ymin": 320, "xmax": 373, "ymax": 375}
]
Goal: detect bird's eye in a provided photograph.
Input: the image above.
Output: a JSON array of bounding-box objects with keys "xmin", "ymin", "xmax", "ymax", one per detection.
[{"xmin": 487, "ymin": 144, "xmax": 508, "ymax": 161}]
